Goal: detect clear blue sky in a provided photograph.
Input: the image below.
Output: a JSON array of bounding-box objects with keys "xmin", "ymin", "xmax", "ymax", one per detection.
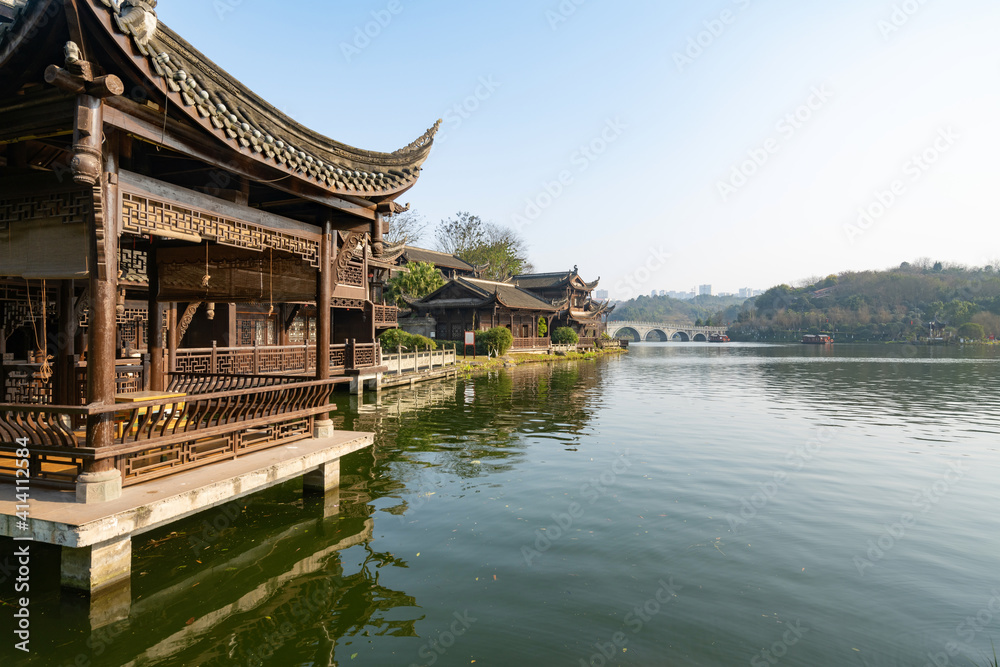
[{"xmin": 156, "ymin": 0, "xmax": 1000, "ymax": 298}]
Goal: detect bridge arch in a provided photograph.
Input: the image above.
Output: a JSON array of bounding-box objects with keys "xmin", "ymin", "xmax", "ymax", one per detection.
[
  {"xmin": 644, "ymin": 329, "xmax": 668, "ymax": 342},
  {"xmin": 613, "ymin": 327, "xmax": 641, "ymax": 342},
  {"xmin": 692, "ymin": 333, "xmax": 708, "ymax": 342},
  {"xmin": 671, "ymin": 331, "xmax": 690, "ymax": 342}
]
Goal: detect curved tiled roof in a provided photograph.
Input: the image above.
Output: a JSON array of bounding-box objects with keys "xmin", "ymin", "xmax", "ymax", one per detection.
[
  {"xmin": 2, "ymin": 0, "xmax": 439, "ymax": 199},
  {"xmin": 401, "ymin": 246, "xmax": 476, "ymax": 272}
]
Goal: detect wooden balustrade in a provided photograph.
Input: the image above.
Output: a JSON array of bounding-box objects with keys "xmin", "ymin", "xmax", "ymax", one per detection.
[
  {"xmin": 373, "ymin": 304, "xmax": 398, "ymax": 327},
  {"xmin": 166, "ymin": 372, "xmax": 304, "ymax": 394},
  {"xmin": 174, "ymin": 343, "xmax": 366, "ymax": 376},
  {"xmin": 512, "ymin": 337, "xmax": 551, "ymax": 350},
  {"xmin": 0, "ymin": 376, "xmax": 346, "ymax": 488}
]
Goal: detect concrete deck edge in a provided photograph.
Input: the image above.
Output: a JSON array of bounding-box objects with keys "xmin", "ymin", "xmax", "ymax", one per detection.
[{"xmin": 0, "ymin": 431, "xmax": 373, "ymax": 548}]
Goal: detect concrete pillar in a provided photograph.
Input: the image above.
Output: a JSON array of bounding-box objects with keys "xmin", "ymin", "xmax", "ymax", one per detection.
[
  {"xmin": 76, "ymin": 469, "xmax": 123, "ymax": 504},
  {"xmin": 61, "ymin": 535, "xmax": 131, "ymax": 594},
  {"xmin": 349, "ymin": 376, "xmax": 363, "ymax": 396},
  {"xmin": 313, "ymin": 418, "xmax": 334, "ymax": 439},
  {"xmin": 303, "ymin": 459, "xmax": 340, "ymax": 495}
]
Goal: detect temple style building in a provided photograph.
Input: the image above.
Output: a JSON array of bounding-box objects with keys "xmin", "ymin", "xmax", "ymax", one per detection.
[
  {"xmin": 397, "ymin": 245, "xmax": 480, "ymax": 280},
  {"xmin": 513, "ymin": 268, "xmax": 613, "ymax": 340},
  {"xmin": 405, "ymin": 268, "xmax": 611, "ymax": 350},
  {"xmin": 0, "ymin": 0, "xmax": 437, "ymax": 501}
]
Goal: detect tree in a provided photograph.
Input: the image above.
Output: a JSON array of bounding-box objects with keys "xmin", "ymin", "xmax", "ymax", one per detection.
[
  {"xmin": 957, "ymin": 322, "xmax": 985, "ymax": 340},
  {"xmin": 384, "ymin": 209, "xmax": 427, "ymax": 246},
  {"xmin": 435, "ymin": 211, "xmax": 533, "ymax": 281},
  {"xmin": 538, "ymin": 316, "xmax": 548, "ymax": 338},
  {"xmin": 384, "ymin": 261, "xmax": 445, "ymax": 307}
]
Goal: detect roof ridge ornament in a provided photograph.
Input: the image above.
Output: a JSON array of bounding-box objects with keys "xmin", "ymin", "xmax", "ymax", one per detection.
[{"xmin": 113, "ymin": 0, "xmax": 158, "ymax": 54}]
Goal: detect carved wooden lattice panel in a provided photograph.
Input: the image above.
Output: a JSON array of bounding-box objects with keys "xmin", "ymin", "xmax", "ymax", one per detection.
[
  {"xmin": 121, "ymin": 192, "xmax": 320, "ymax": 267},
  {"xmin": 119, "ymin": 247, "xmax": 149, "ymax": 283},
  {"xmin": 330, "ymin": 348, "xmax": 346, "ymax": 369},
  {"xmin": 340, "ymin": 261, "xmax": 365, "ymax": 287},
  {"xmin": 0, "ymin": 189, "xmax": 90, "ymax": 226},
  {"xmin": 354, "ymin": 344, "xmax": 376, "ymax": 367}
]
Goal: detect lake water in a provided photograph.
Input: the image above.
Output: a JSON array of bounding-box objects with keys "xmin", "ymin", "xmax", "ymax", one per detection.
[{"xmin": 5, "ymin": 342, "xmax": 1000, "ymax": 666}]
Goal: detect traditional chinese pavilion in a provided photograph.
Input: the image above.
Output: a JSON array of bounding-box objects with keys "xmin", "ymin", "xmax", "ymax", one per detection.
[
  {"xmin": 407, "ymin": 277, "xmax": 557, "ymax": 348},
  {"xmin": 513, "ymin": 268, "xmax": 613, "ymax": 339},
  {"xmin": 0, "ymin": 0, "xmax": 438, "ymax": 506},
  {"xmin": 397, "ymin": 245, "xmax": 480, "ymax": 280}
]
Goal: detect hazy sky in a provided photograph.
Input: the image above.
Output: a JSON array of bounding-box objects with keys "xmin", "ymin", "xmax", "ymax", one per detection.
[{"xmin": 156, "ymin": 0, "xmax": 1000, "ymax": 298}]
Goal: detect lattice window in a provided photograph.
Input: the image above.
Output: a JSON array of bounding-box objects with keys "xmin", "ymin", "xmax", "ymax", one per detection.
[
  {"xmin": 119, "ymin": 248, "xmax": 149, "ymax": 283},
  {"xmin": 288, "ymin": 316, "xmax": 317, "ymax": 344},
  {"xmin": 238, "ymin": 319, "xmax": 254, "ymax": 346},
  {"xmin": 339, "ymin": 261, "xmax": 365, "ymax": 287}
]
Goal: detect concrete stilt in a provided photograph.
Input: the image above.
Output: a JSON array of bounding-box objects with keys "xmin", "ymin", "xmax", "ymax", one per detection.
[
  {"xmin": 76, "ymin": 469, "xmax": 123, "ymax": 504},
  {"xmin": 303, "ymin": 459, "xmax": 340, "ymax": 495},
  {"xmin": 314, "ymin": 418, "xmax": 335, "ymax": 439},
  {"xmin": 61, "ymin": 535, "xmax": 131, "ymax": 594}
]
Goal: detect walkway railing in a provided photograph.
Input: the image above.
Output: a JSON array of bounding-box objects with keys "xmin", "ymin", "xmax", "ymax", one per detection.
[
  {"xmin": 174, "ymin": 342, "xmax": 384, "ymax": 376},
  {"xmin": 0, "ymin": 376, "xmax": 346, "ymax": 489},
  {"xmin": 382, "ymin": 347, "xmax": 457, "ymax": 375}
]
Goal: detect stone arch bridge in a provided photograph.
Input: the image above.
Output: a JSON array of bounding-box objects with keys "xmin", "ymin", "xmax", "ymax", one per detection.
[{"xmin": 609, "ymin": 321, "xmax": 729, "ymax": 342}]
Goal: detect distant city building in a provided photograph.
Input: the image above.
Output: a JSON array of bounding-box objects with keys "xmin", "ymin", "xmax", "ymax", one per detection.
[
  {"xmin": 699, "ymin": 285, "xmax": 713, "ymax": 296},
  {"xmin": 718, "ymin": 292, "xmax": 734, "ymax": 297},
  {"xmin": 739, "ymin": 288, "xmax": 753, "ymax": 299},
  {"xmin": 595, "ymin": 289, "xmax": 609, "ymax": 300}
]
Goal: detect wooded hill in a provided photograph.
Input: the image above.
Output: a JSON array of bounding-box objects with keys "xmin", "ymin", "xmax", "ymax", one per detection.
[
  {"xmin": 723, "ymin": 261, "xmax": 1000, "ymax": 341},
  {"xmin": 608, "ymin": 294, "xmax": 747, "ymax": 324}
]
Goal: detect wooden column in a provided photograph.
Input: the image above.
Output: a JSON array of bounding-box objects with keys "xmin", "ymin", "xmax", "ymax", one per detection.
[
  {"xmin": 147, "ymin": 242, "xmax": 164, "ymax": 391},
  {"xmin": 56, "ymin": 280, "xmax": 76, "ymax": 405},
  {"xmin": 167, "ymin": 303, "xmax": 177, "ymax": 372},
  {"xmin": 84, "ymin": 119, "xmax": 118, "ymax": 475},
  {"xmin": 315, "ymin": 218, "xmax": 332, "ymax": 380}
]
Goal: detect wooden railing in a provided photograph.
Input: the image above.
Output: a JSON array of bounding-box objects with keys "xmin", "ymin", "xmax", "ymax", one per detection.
[
  {"xmin": 0, "ymin": 376, "xmax": 346, "ymax": 489},
  {"xmin": 382, "ymin": 347, "xmax": 458, "ymax": 375},
  {"xmin": 166, "ymin": 372, "xmax": 303, "ymax": 394},
  {"xmin": 512, "ymin": 337, "xmax": 551, "ymax": 350},
  {"xmin": 173, "ymin": 342, "xmax": 373, "ymax": 376},
  {"xmin": 2, "ymin": 357, "xmax": 149, "ymax": 406},
  {"xmin": 373, "ymin": 304, "xmax": 398, "ymax": 327}
]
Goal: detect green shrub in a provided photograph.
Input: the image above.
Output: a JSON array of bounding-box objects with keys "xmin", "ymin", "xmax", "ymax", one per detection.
[
  {"xmin": 476, "ymin": 327, "xmax": 513, "ymax": 356},
  {"xmin": 552, "ymin": 327, "xmax": 579, "ymax": 345},
  {"xmin": 378, "ymin": 329, "xmax": 437, "ymax": 351}
]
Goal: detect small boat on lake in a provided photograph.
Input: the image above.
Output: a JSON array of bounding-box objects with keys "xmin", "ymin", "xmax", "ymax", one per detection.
[
  {"xmin": 709, "ymin": 333, "xmax": 731, "ymax": 343},
  {"xmin": 802, "ymin": 334, "xmax": 834, "ymax": 344}
]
